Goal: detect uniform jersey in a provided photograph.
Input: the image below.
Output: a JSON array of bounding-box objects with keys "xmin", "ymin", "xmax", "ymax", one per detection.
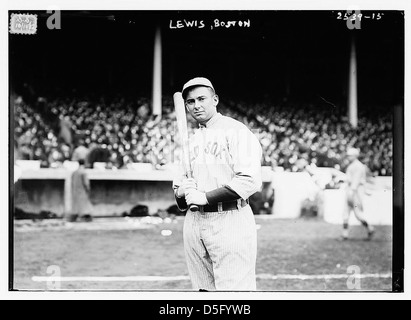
[
  {"xmin": 346, "ymin": 159, "xmax": 367, "ymax": 191},
  {"xmin": 173, "ymin": 112, "xmax": 262, "ymax": 201},
  {"xmin": 345, "ymin": 158, "xmax": 367, "ymax": 212}
]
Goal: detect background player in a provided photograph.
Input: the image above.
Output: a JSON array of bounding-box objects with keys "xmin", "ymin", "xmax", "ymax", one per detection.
[
  {"xmin": 173, "ymin": 77, "xmax": 263, "ymax": 291},
  {"xmin": 341, "ymin": 147, "xmax": 375, "ymax": 241}
]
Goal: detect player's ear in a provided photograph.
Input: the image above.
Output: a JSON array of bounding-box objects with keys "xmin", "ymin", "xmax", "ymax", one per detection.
[
  {"xmin": 184, "ymin": 100, "xmax": 190, "ymax": 112},
  {"xmin": 213, "ymin": 94, "xmax": 219, "ymax": 107}
]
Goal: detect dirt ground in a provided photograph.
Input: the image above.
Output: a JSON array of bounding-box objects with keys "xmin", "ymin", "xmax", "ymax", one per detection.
[{"xmin": 13, "ymin": 216, "xmax": 393, "ymax": 292}]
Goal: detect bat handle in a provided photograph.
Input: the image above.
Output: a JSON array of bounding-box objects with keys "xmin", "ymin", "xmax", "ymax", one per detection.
[
  {"xmin": 186, "ymin": 173, "xmax": 199, "ymax": 212},
  {"xmin": 189, "ymin": 204, "xmax": 199, "ymax": 212}
]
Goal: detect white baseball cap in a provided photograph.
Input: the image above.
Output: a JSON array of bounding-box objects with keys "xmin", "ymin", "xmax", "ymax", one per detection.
[{"xmin": 182, "ymin": 77, "xmax": 215, "ymax": 99}]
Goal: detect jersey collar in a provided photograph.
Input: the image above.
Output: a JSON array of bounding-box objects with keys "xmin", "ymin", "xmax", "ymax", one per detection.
[{"xmin": 198, "ymin": 112, "xmax": 222, "ymax": 129}]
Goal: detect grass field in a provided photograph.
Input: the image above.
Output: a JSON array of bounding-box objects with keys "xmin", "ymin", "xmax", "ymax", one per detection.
[{"xmin": 13, "ymin": 216, "xmax": 393, "ymax": 292}]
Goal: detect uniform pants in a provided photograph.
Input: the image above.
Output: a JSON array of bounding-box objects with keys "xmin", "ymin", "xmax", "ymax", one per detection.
[
  {"xmin": 344, "ymin": 187, "xmax": 367, "ymax": 223},
  {"xmin": 183, "ymin": 204, "xmax": 257, "ymax": 291}
]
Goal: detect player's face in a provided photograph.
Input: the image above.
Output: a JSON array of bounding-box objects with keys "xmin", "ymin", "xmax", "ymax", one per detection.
[{"xmin": 185, "ymin": 86, "xmax": 218, "ymax": 124}]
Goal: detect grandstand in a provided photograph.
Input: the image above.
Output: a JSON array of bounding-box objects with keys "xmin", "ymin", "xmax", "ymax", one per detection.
[{"xmin": 14, "ymin": 91, "xmax": 392, "ymax": 176}]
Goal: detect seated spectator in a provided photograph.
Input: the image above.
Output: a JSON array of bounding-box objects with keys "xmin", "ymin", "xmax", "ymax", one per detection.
[{"xmin": 13, "ymin": 89, "xmax": 392, "ymax": 176}]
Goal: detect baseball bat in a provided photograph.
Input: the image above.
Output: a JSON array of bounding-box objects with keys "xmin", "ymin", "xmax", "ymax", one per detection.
[{"xmin": 173, "ymin": 92, "xmax": 199, "ymax": 212}]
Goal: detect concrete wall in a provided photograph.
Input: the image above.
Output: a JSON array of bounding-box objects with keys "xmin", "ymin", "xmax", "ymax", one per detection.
[
  {"xmin": 322, "ymin": 177, "xmax": 392, "ymax": 226},
  {"xmin": 90, "ymin": 180, "xmax": 175, "ymax": 216},
  {"xmin": 13, "ymin": 167, "xmax": 393, "ymax": 225},
  {"xmin": 14, "ymin": 167, "xmax": 274, "ymax": 217},
  {"xmin": 14, "ymin": 172, "xmax": 176, "ymax": 217},
  {"xmin": 271, "ymin": 173, "xmax": 392, "ymax": 225},
  {"xmin": 15, "ymin": 179, "xmax": 65, "ymax": 215}
]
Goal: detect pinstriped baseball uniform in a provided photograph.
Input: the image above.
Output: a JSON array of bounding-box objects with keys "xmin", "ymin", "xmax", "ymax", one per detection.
[
  {"xmin": 344, "ymin": 158, "xmax": 367, "ymax": 220},
  {"xmin": 341, "ymin": 148, "xmax": 374, "ymax": 240},
  {"xmin": 173, "ymin": 112, "xmax": 262, "ymax": 291}
]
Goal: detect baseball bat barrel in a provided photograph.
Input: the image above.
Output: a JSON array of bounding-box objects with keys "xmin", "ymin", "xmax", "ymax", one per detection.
[{"xmin": 173, "ymin": 92, "xmax": 199, "ymax": 212}]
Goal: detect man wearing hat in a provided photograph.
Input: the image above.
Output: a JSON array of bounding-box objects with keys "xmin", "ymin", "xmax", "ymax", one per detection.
[
  {"xmin": 173, "ymin": 77, "xmax": 262, "ymax": 291},
  {"xmin": 342, "ymin": 147, "xmax": 374, "ymax": 240}
]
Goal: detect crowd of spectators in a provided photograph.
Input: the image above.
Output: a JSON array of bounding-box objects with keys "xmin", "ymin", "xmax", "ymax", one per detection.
[
  {"xmin": 13, "ymin": 91, "xmax": 393, "ymax": 176},
  {"xmin": 222, "ymin": 99, "xmax": 392, "ymax": 176}
]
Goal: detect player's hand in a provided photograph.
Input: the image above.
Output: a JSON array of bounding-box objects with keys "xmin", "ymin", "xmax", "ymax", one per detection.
[
  {"xmin": 185, "ymin": 189, "xmax": 208, "ymax": 206},
  {"xmin": 176, "ymin": 178, "xmax": 197, "ymax": 198}
]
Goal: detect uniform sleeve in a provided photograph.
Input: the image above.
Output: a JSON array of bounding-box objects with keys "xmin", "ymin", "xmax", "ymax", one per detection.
[
  {"xmin": 205, "ymin": 186, "xmax": 241, "ymax": 205},
  {"xmin": 225, "ymin": 126, "xmax": 263, "ymax": 200}
]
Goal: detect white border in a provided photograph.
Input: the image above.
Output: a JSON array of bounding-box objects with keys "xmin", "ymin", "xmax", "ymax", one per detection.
[{"xmin": 1, "ymin": 0, "xmax": 409, "ymax": 301}]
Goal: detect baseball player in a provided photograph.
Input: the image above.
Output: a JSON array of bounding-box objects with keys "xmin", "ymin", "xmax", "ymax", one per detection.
[
  {"xmin": 173, "ymin": 77, "xmax": 262, "ymax": 291},
  {"xmin": 341, "ymin": 147, "xmax": 375, "ymax": 240}
]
